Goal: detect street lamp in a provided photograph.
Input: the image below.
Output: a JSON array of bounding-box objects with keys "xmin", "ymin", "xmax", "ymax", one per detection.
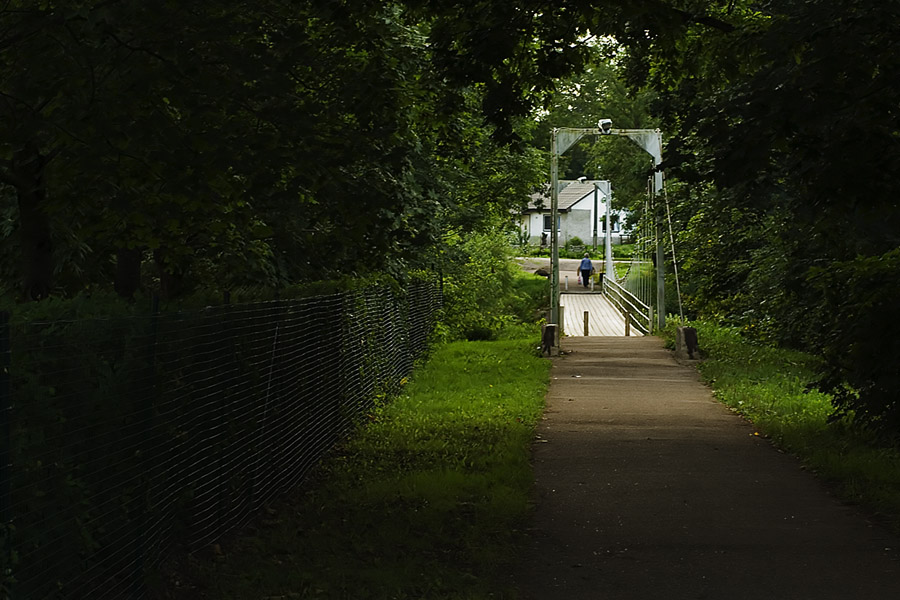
[{"xmin": 591, "ymin": 181, "xmax": 614, "ymax": 280}]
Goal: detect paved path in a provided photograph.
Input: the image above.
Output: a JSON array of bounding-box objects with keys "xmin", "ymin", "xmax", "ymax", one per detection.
[
  {"xmin": 560, "ymin": 293, "xmax": 641, "ymax": 337},
  {"xmin": 516, "ymin": 336, "xmax": 900, "ymax": 599}
]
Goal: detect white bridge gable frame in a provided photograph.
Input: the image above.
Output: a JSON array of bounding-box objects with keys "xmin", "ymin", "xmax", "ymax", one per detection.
[{"xmin": 549, "ymin": 125, "xmax": 665, "ymax": 331}]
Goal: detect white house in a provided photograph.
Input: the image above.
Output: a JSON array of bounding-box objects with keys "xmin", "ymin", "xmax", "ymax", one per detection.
[{"xmin": 518, "ymin": 180, "xmax": 629, "ymax": 246}]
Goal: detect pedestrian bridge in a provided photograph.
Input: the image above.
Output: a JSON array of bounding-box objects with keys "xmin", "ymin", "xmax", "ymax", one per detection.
[
  {"xmin": 517, "ymin": 256, "xmax": 656, "ymax": 337},
  {"xmin": 560, "ymin": 293, "xmax": 641, "ymax": 336},
  {"xmin": 560, "ymin": 272, "xmax": 654, "ymax": 337}
]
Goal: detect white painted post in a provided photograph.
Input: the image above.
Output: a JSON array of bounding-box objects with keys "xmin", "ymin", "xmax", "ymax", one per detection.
[
  {"xmin": 565, "ymin": 276, "xmax": 568, "ymax": 291},
  {"xmin": 605, "ymin": 189, "xmax": 614, "ymax": 280}
]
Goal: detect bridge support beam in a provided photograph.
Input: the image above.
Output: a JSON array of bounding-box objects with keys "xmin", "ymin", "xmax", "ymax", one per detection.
[{"xmin": 548, "ymin": 125, "xmax": 665, "ymax": 334}]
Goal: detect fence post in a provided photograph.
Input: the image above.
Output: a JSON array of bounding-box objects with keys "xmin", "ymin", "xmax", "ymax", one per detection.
[
  {"xmin": 0, "ymin": 311, "xmax": 11, "ymax": 598},
  {"xmin": 583, "ymin": 311, "xmax": 589, "ymax": 336},
  {"xmin": 131, "ymin": 296, "xmax": 159, "ymax": 596},
  {"xmin": 625, "ymin": 310, "xmax": 631, "ymax": 337},
  {"xmin": 218, "ymin": 291, "xmax": 231, "ymax": 536}
]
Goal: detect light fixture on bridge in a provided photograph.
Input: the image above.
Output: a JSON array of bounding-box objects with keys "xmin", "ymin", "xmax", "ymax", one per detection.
[{"xmin": 598, "ymin": 118, "xmax": 613, "ymax": 134}]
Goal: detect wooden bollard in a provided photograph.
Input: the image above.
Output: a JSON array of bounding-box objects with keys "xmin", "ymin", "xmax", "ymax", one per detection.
[
  {"xmin": 625, "ymin": 310, "xmax": 631, "ymax": 337},
  {"xmin": 583, "ymin": 310, "xmax": 589, "ymax": 336}
]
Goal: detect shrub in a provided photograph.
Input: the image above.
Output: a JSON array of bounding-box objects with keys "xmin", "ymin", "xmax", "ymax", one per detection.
[
  {"xmin": 807, "ymin": 249, "xmax": 900, "ymax": 439},
  {"xmin": 439, "ymin": 229, "xmax": 548, "ymax": 341}
]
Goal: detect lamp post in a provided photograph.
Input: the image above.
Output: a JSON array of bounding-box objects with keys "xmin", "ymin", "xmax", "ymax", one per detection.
[
  {"xmin": 605, "ymin": 185, "xmax": 614, "ymax": 280},
  {"xmin": 591, "ymin": 180, "xmax": 613, "ymax": 281},
  {"xmin": 549, "ymin": 124, "xmax": 665, "ymax": 334}
]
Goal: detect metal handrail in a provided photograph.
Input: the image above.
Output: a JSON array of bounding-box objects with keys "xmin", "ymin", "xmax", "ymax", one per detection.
[{"xmin": 602, "ymin": 275, "xmax": 652, "ymax": 335}]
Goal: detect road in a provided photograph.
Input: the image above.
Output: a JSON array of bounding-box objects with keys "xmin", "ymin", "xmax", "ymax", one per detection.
[{"xmin": 515, "ymin": 336, "xmax": 900, "ymax": 599}]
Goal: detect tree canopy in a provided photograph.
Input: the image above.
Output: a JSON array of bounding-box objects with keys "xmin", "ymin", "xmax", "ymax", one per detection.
[
  {"xmin": 612, "ymin": 0, "xmax": 900, "ymax": 435},
  {"xmin": 2, "ymin": 0, "xmax": 899, "ymax": 433},
  {"xmin": 0, "ymin": 0, "xmax": 547, "ymax": 300}
]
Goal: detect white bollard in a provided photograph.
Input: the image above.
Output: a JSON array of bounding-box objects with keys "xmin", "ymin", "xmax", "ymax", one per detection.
[
  {"xmin": 559, "ymin": 305, "xmax": 565, "ymax": 338},
  {"xmin": 565, "ymin": 276, "xmax": 569, "ymax": 291}
]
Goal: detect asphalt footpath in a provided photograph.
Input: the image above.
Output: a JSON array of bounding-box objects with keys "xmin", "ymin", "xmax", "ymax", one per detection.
[{"xmin": 515, "ymin": 336, "xmax": 900, "ymax": 599}]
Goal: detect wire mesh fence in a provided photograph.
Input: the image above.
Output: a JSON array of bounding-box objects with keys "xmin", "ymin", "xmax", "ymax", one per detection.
[{"xmin": 0, "ymin": 281, "xmax": 441, "ymax": 599}]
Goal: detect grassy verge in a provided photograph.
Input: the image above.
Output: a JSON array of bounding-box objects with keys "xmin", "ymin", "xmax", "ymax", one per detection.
[
  {"xmin": 663, "ymin": 320, "xmax": 900, "ymax": 531},
  {"xmin": 181, "ymin": 337, "xmax": 550, "ymax": 599}
]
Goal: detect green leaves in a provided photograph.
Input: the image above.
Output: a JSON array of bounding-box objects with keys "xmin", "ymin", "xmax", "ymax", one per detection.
[{"xmin": 625, "ymin": 0, "xmax": 900, "ymax": 433}]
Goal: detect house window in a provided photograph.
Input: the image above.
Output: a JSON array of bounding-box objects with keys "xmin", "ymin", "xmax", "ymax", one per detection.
[{"xmin": 543, "ymin": 215, "xmax": 560, "ymax": 231}]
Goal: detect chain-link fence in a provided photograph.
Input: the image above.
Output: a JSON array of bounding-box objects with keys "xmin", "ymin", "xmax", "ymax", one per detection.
[{"xmin": 0, "ymin": 282, "xmax": 441, "ymax": 599}]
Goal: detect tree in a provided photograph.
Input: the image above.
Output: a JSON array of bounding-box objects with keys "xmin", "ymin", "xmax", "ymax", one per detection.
[
  {"xmin": 0, "ymin": 2, "xmax": 299, "ymax": 298},
  {"xmin": 0, "ymin": 1, "xmax": 556, "ymax": 301},
  {"xmin": 619, "ymin": 0, "xmax": 900, "ymax": 434}
]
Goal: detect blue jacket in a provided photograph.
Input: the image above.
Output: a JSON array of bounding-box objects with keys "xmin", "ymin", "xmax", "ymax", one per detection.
[{"xmin": 579, "ymin": 258, "xmax": 593, "ymax": 271}]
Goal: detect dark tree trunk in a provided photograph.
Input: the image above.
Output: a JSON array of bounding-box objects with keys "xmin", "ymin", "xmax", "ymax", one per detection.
[
  {"xmin": 13, "ymin": 146, "xmax": 53, "ymax": 301},
  {"xmin": 114, "ymin": 247, "xmax": 143, "ymax": 299},
  {"xmin": 153, "ymin": 247, "xmax": 185, "ymax": 301}
]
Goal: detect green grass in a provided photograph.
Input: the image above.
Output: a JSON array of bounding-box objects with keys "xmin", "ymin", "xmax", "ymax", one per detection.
[
  {"xmin": 181, "ymin": 337, "xmax": 551, "ymax": 599},
  {"xmin": 663, "ymin": 320, "xmax": 900, "ymax": 531},
  {"xmin": 502, "ymin": 272, "xmax": 550, "ymax": 332},
  {"xmin": 611, "ymin": 243, "xmax": 634, "ymax": 259}
]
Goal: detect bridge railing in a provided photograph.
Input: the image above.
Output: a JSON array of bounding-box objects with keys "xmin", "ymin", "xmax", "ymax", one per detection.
[
  {"xmin": 603, "ymin": 275, "xmax": 652, "ymax": 335},
  {"xmin": 618, "ymin": 259, "xmax": 654, "ymax": 309}
]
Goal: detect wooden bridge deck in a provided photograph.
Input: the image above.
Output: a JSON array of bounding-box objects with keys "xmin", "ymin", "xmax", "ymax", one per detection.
[{"xmin": 560, "ymin": 292, "xmax": 642, "ymax": 337}]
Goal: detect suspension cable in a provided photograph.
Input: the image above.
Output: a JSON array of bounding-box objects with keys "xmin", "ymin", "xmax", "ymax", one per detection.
[{"xmin": 661, "ymin": 172, "xmax": 685, "ymax": 323}]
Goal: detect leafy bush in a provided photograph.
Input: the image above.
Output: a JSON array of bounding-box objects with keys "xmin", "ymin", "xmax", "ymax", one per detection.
[
  {"xmin": 806, "ymin": 249, "xmax": 900, "ymax": 439},
  {"xmin": 439, "ymin": 230, "xmax": 548, "ymax": 341}
]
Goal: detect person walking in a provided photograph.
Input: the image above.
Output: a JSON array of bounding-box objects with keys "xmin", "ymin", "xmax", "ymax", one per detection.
[{"xmin": 578, "ymin": 253, "xmax": 594, "ymax": 289}]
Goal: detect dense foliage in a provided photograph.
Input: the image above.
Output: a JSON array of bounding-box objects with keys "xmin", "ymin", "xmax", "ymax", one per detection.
[
  {"xmin": 438, "ymin": 228, "xmax": 549, "ymax": 341},
  {"xmin": 0, "ymin": 1, "xmax": 546, "ymax": 301},
  {"xmin": 533, "ymin": 57, "xmax": 659, "ymax": 214},
  {"xmin": 3, "ymin": 1, "xmax": 898, "ymax": 432},
  {"xmin": 622, "ymin": 1, "xmax": 900, "ymax": 435}
]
